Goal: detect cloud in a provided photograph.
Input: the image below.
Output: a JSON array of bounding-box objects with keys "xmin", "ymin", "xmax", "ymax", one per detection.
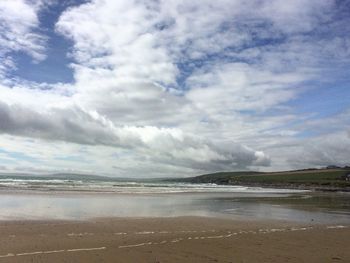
[
  {"xmin": 286, "ymin": 131, "xmax": 350, "ymax": 168},
  {"xmin": 0, "ymin": 0, "xmax": 349, "ymax": 176},
  {"xmin": 0, "ymin": 101, "xmax": 118, "ymax": 146},
  {"xmin": 258, "ymin": 0, "xmax": 334, "ymax": 33},
  {"xmin": 0, "ymin": 101, "xmax": 269, "ymax": 172},
  {"xmin": 56, "ymin": 0, "xmax": 177, "ymax": 85},
  {"xmin": 0, "ymin": 0, "xmax": 47, "ymax": 78},
  {"xmin": 186, "ymin": 62, "xmax": 309, "ymax": 115}
]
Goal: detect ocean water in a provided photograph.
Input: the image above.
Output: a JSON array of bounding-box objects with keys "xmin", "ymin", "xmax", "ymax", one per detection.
[
  {"xmin": 0, "ymin": 177, "xmax": 349, "ymax": 223},
  {"xmin": 0, "ymin": 177, "xmax": 306, "ymax": 194}
]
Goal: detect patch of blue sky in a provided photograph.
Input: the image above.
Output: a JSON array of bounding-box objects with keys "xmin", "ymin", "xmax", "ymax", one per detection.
[
  {"xmin": 288, "ymin": 82, "xmax": 350, "ymax": 120},
  {"xmin": 333, "ymin": 0, "xmax": 350, "ymax": 22},
  {"xmin": 110, "ymin": 150, "xmax": 133, "ymax": 159},
  {"xmin": 54, "ymin": 155, "xmax": 88, "ymax": 163},
  {"xmin": 294, "ymin": 130, "xmax": 320, "ymax": 139},
  {"xmin": 175, "ymin": 36, "xmax": 288, "ymax": 92},
  {"xmin": 0, "ymin": 148, "xmax": 41, "ymax": 163},
  {"xmin": 11, "ymin": 40, "xmax": 74, "ymax": 84},
  {"xmin": 259, "ymin": 83, "xmax": 350, "ymax": 138},
  {"xmin": 7, "ymin": 0, "xmax": 89, "ymax": 84},
  {"xmin": 235, "ymin": 109, "xmax": 259, "ymax": 116},
  {"xmin": 175, "ymin": 56, "xmax": 244, "ymax": 93},
  {"xmin": 0, "ymin": 156, "xmax": 16, "ymax": 165}
]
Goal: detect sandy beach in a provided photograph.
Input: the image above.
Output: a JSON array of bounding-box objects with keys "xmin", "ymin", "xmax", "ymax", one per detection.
[{"xmin": 0, "ymin": 217, "xmax": 349, "ymax": 262}]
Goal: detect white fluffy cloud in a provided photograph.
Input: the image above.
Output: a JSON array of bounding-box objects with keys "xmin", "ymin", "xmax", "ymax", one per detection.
[
  {"xmin": 0, "ymin": 0, "xmax": 47, "ymax": 78},
  {"xmin": 186, "ymin": 63, "xmax": 309, "ymax": 115}
]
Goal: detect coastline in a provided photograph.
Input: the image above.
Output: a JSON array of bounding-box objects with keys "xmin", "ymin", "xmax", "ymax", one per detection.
[
  {"xmin": 1, "ymin": 183, "xmax": 348, "ymax": 194},
  {"xmin": 174, "ymin": 168, "xmax": 350, "ymax": 192},
  {"xmin": 0, "ymin": 216, "xmax": 349, "ymax": 262}
]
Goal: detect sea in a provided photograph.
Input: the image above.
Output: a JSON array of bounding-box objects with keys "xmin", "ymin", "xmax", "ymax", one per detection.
[{"xmin": 0, "ymin": 176, "xmax": 349, "ymax": 223}]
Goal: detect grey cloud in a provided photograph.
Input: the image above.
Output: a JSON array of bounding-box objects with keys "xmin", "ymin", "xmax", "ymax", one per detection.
[
  {"xmin": 0, "ymin": 102, "xmax": 122, "ymax": 146},
  {"xmin": 73, "ymin": 80, "xmax": 197, "ymax": 127},
  {"xmin": 286, "ymin": 132, "xmax": 350, "ymax": 168},
  {"xmin": 260, "ymin": 131, "xmax": 350, "ymax": 170},
  {"xmin": 0, "ymin": 101, "xmax": 270, "ymax": 171}
]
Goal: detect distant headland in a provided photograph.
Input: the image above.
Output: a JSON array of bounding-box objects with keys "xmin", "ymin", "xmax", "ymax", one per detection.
[{"xmin": 170, "ymin": 166, "xmax": 350, "ymax": 192}]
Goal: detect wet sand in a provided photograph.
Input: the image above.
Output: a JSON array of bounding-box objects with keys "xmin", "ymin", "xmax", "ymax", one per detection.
[{"xmin": 0, "ymin": 217, "xmax": 349, "ymax": 262}]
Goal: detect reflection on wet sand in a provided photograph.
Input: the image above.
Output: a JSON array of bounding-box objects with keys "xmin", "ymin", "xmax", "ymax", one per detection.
[{"xmin": 0, "ymin": 191, "xmax": 349, "ymax": 224}]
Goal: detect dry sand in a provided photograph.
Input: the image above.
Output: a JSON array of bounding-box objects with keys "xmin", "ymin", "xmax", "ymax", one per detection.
[{"xmin": 0, "ymin": 217, "xmax": 349, "ymax": 262}]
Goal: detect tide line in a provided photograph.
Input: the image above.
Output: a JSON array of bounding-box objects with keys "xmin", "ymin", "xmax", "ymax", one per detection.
[
  {"xmin": 0, "ymin": 247, "xmax": 106, "ymax": 258},
  {"xmin": 119, "ymin": 242, "xmax": 152, "ymax": 249}
]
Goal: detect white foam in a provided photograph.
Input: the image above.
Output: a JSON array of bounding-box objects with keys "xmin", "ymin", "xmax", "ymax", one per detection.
[
  {"xmin": 67, "ymin": 232, "xmax": 94, "ymax": 237},
  {"xmin": 135, "ymin": 231, "xmax": 155, "ymax": 235},
  {"xmin": 114, "ymin": 232, "xmax": 127, "ymax": 235},
  {"xmin": 66, "ymin": 247, "xmax": 106, "ymax": 252},
  {"xmin": 270, "ymin": 228, "xmax": 286, "ymax": 232},
  {"xmin": 327, "ymin": 225, "xmax": 347, "ymax": 229},
  {"xmin": 0, "ymin": 247, "xmax": 106, "ymax": 258},
  {"xmin": 42, "ymin": 250, "xmax": 65, "ymax": 254},
  {"xmin": 17, "ymin": 251, "xmax": 44, "ymax": 256},
  {"xmin": 0, "ymin": 178, "xmax": 309, "ymax": 194},
  {"xmin": 1, "ymin": 224, "xmax": 344, "ymax": 258},
  {"xmin": 119, "ymin": 243, "xmax": 148, "ymax": 248},
  {"xmin": 206, "ymin": 235, "xmax": 224, "ymax": 239}
]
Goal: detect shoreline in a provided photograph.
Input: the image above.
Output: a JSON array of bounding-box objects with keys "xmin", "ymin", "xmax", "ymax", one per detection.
[
  {"xmin": 0, "ymin": 186, "xmax": 310, "ymax": 195},
  {"xmin": 0, "ymin": 216, "xmax": 349, "ymax": 262}
]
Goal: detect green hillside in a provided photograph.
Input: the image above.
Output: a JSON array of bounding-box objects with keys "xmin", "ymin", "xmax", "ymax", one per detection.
[{"xmin": 179, "ymin": 168, "xmax": 350, "ymax": 190}]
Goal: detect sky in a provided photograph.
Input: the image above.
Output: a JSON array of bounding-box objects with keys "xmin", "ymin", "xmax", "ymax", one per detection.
[{"xmin": 0, "ymin": 0, "xmax": 349, "ymax": 177}]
